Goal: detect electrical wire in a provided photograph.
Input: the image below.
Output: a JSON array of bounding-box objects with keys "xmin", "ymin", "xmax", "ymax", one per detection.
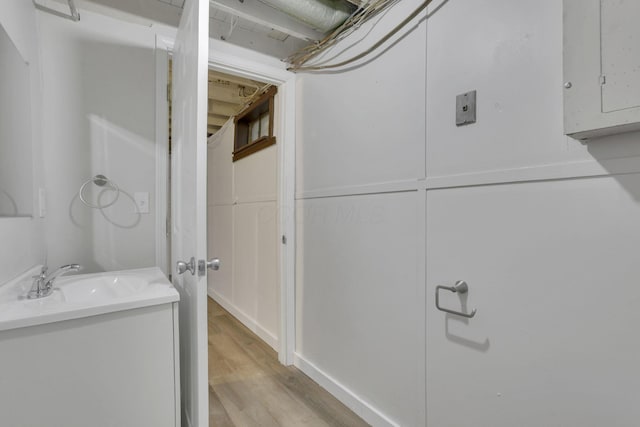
[
  {"xmin": 287, "ymin": 0, "xmax": 433, "ymax": 72},
  {"xmin": 286, "ymin": 0, "xmax": 397, "ymax": 69}
]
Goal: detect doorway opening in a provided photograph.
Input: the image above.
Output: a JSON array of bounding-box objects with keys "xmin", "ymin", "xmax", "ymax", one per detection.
[
  {"xmin": 165, "ymin": 63, "xmax": 282, "ymax": 352},
  {"xmin": 156, "ymin": 37, "xmax": 299, "ymax": 423},
  {"xmin": 205, "ymin": 68, "xmax": 281, "ymax": 352}
]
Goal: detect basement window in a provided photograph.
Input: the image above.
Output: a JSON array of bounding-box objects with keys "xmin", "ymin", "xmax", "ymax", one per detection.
[{"xmin": 233, "ymin": 86, "xmax": 277, "ymax": 162}]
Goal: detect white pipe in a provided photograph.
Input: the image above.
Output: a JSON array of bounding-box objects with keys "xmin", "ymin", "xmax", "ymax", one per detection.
[{"xmin": 258, "ymin": 0, "xmax": 355, "ymax": 33}]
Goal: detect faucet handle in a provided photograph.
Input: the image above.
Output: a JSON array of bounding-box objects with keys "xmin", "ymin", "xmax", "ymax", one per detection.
[{"xmin": 32, "ymin": 266, "xmax": 47, "ymax": 279}]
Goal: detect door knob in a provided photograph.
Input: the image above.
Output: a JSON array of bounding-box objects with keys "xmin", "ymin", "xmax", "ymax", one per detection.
[
  {"xmin": 207, "ymin": 258, "xmax": 220, "ymax": 271},
  {"xmin": 196, "ymin": 257, "xmax": 220, "ymax": 276},
  {"xmin": 176, "ymin": 257, "xmax": 196, "ymax": 275}
]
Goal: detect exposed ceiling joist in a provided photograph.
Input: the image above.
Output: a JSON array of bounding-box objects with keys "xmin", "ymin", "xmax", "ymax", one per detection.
[
  {"xmin": 208, "ymin": 83, "xmax": 257, "ymax": 104},
  {"xmin": 209, "ymin": 0, "xmax": 323, "ymax": 41},
  {"xmin": 209, "ymin": 70, "xmax": 263, "ymax": 90},
  {"xmin": 208, "ymin": 100, "xmax": 241, "ymax": 117},
  {"xmin": 207, "ymin": 114, "xmax": 229, "ymax": 127}
]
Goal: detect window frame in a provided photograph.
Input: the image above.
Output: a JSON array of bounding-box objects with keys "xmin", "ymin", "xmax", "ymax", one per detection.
[{"xmin": 233, "ymin": 86, "xmax": 277, "ymax": 162}]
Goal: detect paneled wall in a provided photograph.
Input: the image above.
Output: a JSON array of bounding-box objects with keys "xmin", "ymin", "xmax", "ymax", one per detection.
[
  {"xmin": 207, "ymin": 121, "xmax": 279, "ymax": 349},
  {"xmin": 295, "ymin": 0, "xmax": 640, "ymax": 426},
  {"xmin": 423, "ymin": 1, "xmax": 640, "ymax": 425},
  {"xmin": 295, "ymin": 1, "xmax": 427, "ymax": 425}
]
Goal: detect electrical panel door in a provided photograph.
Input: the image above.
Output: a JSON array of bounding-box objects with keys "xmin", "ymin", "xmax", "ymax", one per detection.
[{"xmin": 564, "ymin": 0, "xmax": 640, "ymax": 140}]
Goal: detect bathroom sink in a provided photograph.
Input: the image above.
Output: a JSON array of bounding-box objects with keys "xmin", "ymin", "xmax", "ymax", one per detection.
[
  {"xmin": 59, "ymin": 274, "xmax": 150, "ymax": 303},
  {"xmin": 0, "ymin": 267, "xmax": 178, "ymax": 331}
]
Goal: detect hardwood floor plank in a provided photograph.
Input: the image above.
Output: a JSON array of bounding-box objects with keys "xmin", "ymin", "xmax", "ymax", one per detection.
[
  {"xmin": 209, "ymin": 385, "xmax": 234, "ymax": 427},
  {"xmin": 208, "ymin": 297, "xmax": 369, "ymax": 427}
]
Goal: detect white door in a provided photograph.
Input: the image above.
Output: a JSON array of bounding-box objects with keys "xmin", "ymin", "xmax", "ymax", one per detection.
[
  {"xmin": 171, "ymin": 0, "xmax": 209, "ymax": 425},
  {"xmin": 426, "ymin": 176, "xmax": 640, "ymax": 426}
]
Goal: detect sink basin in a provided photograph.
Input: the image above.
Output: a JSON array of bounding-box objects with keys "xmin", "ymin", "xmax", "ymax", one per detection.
[
  {"xmin": 60, "ymin": 274, "xmax": 150, "ymax": 303},
  {"xmin": 0, "ymin": 267, "xmax": 179, "ymax": 331}
]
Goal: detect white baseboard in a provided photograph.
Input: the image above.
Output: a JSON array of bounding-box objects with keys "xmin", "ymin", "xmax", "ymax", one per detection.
[
  {"xmin": 293, "ymin": 353, "xmax": 399, "ymax": 427},
  {"xmin": 208, "ymin": 288, "xmax": 279, "ymax": 351}
]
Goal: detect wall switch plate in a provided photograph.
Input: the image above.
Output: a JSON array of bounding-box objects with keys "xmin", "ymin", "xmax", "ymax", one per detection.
[
  {"xmin": 38, "ymin": 188, "xmax": 46, "ymax": 218},
  {"xmin": 456, "ymin": 90, "xmax": 477, "ymax": 126},
  {"xmin": 134, "ymin": 192, "xmax": 150, "ymax": 214}
]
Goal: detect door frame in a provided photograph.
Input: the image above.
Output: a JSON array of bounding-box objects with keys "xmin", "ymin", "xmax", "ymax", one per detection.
[{"xmin": 155, "ymin": 35, "xmax": 297, "ymax": 365}]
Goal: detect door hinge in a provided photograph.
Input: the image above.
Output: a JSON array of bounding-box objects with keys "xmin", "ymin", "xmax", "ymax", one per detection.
[
  {"xmin": 600, "ymin": 75, "xmax": 606, "ymax": 85},
  {"xmin": 282, "ymin": 235, "xmax": 287, "ymax": 244}
]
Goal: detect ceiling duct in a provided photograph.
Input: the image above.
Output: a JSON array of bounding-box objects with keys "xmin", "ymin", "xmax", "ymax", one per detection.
[{"xmin": 257, "ymin": 0, "xmax": 357, "ymax": 33}]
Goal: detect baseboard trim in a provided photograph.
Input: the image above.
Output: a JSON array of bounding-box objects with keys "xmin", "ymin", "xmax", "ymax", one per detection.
[
  {"xmin": 293, "ymin": 352, "xmax": 398, "ymax": 427},
  {"xmin": 208, "ymin": 289, "xmax": 279, "ymax": 351}
]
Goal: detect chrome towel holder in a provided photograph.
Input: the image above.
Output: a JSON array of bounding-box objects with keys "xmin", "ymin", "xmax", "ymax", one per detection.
[
  {"xmin": 435, "ymin": 280, "xmax": 477, "ymax": 318},
  {"xmin": 78, "ymin": 174, "xmax": 120, "ymax": 209}
]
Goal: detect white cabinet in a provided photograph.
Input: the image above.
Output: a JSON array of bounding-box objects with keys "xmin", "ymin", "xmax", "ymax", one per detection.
[
  {"xmin": 563, "ymin": 0, "xmax": 640, "ymax": 140},
  {"xmin": 0, "ymin": 303, "xmax": 180, "ymax": 427}
]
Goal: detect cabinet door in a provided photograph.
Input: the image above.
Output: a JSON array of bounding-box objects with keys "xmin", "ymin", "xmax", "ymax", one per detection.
[
  {"xmin": 563, "ymin": 0, "xmax": 640, "ymax": 139},
  {"xmin": 426, "ymin": 176, "xmax": 640, "ymax": 427},
  {"xmin": 601, "ymin": 0, "xmax": 640, "ymax": 113}
]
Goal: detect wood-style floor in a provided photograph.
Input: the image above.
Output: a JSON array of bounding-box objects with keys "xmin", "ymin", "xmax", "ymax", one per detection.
[{"xmin": 208, "ymin": 298, "xmax": 369, "ymax": 427}]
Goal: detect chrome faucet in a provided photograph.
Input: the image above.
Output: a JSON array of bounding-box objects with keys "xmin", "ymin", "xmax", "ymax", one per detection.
[{"xmin": 27, "ymin": 264, "xmax": 81, "ymax": 299}]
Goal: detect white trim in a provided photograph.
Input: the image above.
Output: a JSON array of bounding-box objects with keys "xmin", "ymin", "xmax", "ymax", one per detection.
[
  {"xmin": 209, "ymin": 196, "xmax": 277, "ymax": 206},
  {"xmin": 171, "ymin": 302, "xmax": 181, "ymax": 427},
  {"xmin": 278, "ymin": 76, "xmax": 296, "ymax": 366},
  {"xmin": 234, "ymin": 194, "xmax": 278, "ymax": 204},
  {"xmin": 155, "ymin": 30, "xmax": 297, "ymax": 370},
  {"xmin": 295, "ymin": 155, "xmax": 640, "ymax": 200},
  {"xmin": 208, "ymin": 47, "xmax": 292, "ymax": 86},
  {"xmin": 293, "ymin": 353, "xmax": 399, "ymax": 427},
  {"xmin": 154, "ymin": 35, "xmax": 170, "ymax": 276},
  {"xmin": 296, "ymin": 179, "xmax": 421, "ymax": 200},
  {"xmin": 425, "ymin": 155, "xmax": 640, "ymax": 190},
  {"xmin": 208, "ymin": 289, "xmax": 279, "ymax": 350},
  {"xmin": 207, "ymin": 42, "xmax": 297, "ymax": 366}
]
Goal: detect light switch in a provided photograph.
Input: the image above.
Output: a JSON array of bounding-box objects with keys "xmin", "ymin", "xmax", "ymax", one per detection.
[
  {"xmin": 456, "ymin": 90, "xmax": 477, "ymax": 126},
  {"xmin": 134, "ymin": 192, "xmax": 150, "ymax": 214},
  {"xmin": 38, "ymin": 188, "xmax": 46, "ymax": 218}
]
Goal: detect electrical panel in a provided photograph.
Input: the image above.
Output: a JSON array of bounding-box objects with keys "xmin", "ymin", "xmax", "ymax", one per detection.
[{"xmin": 563, "ymin": 0, "xmax": 640, "ymax": 140}]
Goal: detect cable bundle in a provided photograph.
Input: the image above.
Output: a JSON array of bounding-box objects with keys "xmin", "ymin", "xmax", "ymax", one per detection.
[{"xmin": 286, "ymin": 0, "xmax": 432, "ymax": 72}]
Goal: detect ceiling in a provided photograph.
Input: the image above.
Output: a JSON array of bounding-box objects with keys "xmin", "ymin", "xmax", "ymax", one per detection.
[
  {"xmin": 52, "ymin": 0, "xmax": 357, "ymax": 59},
  {"xmin": 205, "ymin": 69, "xmax": 270, "ymax": 135},
  {"xmin": 47, "ymin": 0, "xmax": 364, "ymax": 135},
  {"xmin": 168, "ymin": 63, "xmax": 270, "ymax": 136}
]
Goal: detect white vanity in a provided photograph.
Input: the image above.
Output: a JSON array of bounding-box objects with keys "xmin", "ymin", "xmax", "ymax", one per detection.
[{"xmin": 0, "ymin": 267, "xmax": 180, "ymax": 427}]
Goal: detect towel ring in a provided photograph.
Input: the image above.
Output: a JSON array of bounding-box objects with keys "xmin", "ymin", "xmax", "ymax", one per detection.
[{"xmin": 78, "ymin": 174, "xmax": 120, "ymax": 209}]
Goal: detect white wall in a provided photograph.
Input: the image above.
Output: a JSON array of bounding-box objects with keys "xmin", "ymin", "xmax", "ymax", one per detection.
[
  {"xmin": 0, "ymin": 1, "xmax": 46, "ymax": 285},
  {"xmin": 0, "ymin": 24, "xmax": 33, "ymax": 216},
  {"xmin": 425, "ymin": 0, "xmax": 640, "ymax": 185},
  {"xmin": 38, "ymin": 9, "xmax": 161, "ymax": 273},
  {"xmin": 295, "ymin": 1, "xmax": 427, "ymax": 425},
  {"xmin": 207, "ymin": 120, "xmax": 280, "ymax": 349},
  {"xmin": 423, "ymin": 1, "xmax": 640, "ymax": 425},
  {"xmin": 295, "ymin": 0, "xmax": 640, "ymax": 426}
]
